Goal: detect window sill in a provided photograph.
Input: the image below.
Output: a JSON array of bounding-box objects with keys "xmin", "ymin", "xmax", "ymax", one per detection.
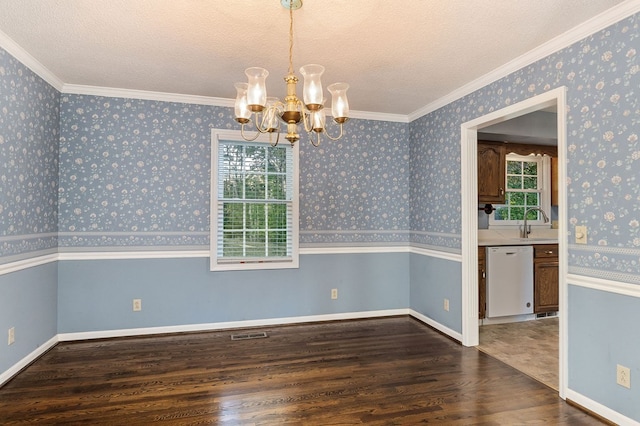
[{"xmin": 209, "ymin": 257, "xmax": 299, "ymax": 272}]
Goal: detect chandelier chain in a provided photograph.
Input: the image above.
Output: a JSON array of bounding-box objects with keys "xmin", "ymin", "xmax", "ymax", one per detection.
[{"xmin": 288, "ymin": 2, "xmax": 294, "ymax": 75}]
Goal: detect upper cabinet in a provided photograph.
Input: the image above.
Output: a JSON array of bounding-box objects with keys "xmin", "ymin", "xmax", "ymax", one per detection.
[
  {"xmin": 478, "ymin": 141, "xmax": 506, "ymax": 204},
  {"xmin": 477, "ymin": 140, "xmax": 558, "ymax": 205}
]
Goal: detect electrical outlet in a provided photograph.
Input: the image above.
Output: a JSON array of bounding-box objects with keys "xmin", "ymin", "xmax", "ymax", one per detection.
[
  {"xmin": 331, "ymin": 289, "xmax": 338, "ymax": 300},
  {"xmin": 444, "ymin": 298, "xmax": 450, "ymax": 312},
  {"xmin": 575, "ymin": 225, "xmax": 587, "ymax": 244},
  {"xmin": 133, "ymin": 299, "xmax": 142, "ymax": 312},
  {"xmin": 617, "ymin": 364, "xmax": 631, "ymax": 389},
  {"xmin": 8, "ymin": 327, "xmax": 15, "ymax": 345}
]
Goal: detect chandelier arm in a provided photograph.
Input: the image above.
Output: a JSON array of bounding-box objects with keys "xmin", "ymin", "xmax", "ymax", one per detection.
[
  {"xmin": 308, "ymin": 131, "xmax": 321, "ymax": 147},
  {"xmin": 274, "ymin": 100, "xmax": 286, "ymax": 111},
  {"xmin": 320, "ymin": 122, "xmax": 344, "ymax": 141},
  {"xmin": 269, "ymin": 130, "xmax": 281, "ymax": 147},
  {"xmin": 300, "ymin": 109, "xmax": 313, "ymax": 133},
  {"xmin": 252, "ymin": 112, "xmax": 274, "ymax": 134},
  {"xmin": 240, "ymin": 123, "xmax": 262, "ymax": 142}
]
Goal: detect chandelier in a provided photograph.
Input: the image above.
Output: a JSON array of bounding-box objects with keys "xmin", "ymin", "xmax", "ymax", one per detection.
[{"xmin": 233, "ymin": 0, "xmax": 350, "ymax": 147}]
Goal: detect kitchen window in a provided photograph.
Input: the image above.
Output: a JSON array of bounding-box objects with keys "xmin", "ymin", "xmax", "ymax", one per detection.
[
  {"xmin": 210, "ymin": 129, "xmax": 299, "ymax": 271},
  {"xmin": 489, "ymin": 154, "xmax": 550, "ymax": 227}
]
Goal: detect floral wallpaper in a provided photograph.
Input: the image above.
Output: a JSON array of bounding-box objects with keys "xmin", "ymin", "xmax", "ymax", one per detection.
[
  {"xmin": 410, "ymin": 105, "xmax": 463, "ymax": 252},
  {"xmin": 0, "ymin": 47, "xmax": 59, "ymax": 264},
  {"xmin": 2, "ymin": 10, "xmax": 639, "ymax": 283},
  {"xmin": 58, "ymin": 95, "xmax": 409, "ymax": 251},
  {"xmin": 299, "ymin": 119, "xmax": 410, "ymax": 248},
  {"xmin": 410, "ymin": 12, "xmax": 640, "ymax": 283},
  {"xmin": 58, "ymin": 96, "xmax": 227, "ymax": 250}
]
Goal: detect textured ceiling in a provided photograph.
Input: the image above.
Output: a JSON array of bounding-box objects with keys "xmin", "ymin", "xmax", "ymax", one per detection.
[{"xmin": 0, "ymin": 0, "xmax": 630, "ymax": 116}]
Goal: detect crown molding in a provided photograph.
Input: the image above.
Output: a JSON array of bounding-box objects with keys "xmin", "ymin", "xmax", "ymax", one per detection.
[
  {"xmin": 349, "ymin": 110, "xmax": 410, "ymax": 123},
  {"xmin": 0, "ymin": 29, "xmax": 64, "ymax": 91},
  {"xmin": 407, "ymin": 0, "xmax": 640, "ymax": 121},
  {"xmin": 3, "ymin": 1, "xmax": 639, "ymax": 124},
  {"xmin": 62, "ymin": 84, "xmax": 235, "ymax": 107},
  {"xmin": 62, "ymin": 84, "xmax": 409, "ymax": 123},
  {"xmin": 0, "ymin": 34, "xmax": 405, "ymax": 121}
]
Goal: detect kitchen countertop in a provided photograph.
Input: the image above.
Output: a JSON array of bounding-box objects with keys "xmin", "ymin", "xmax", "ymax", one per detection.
[{"xmin": 478, "ymin": 229, "xmax": 558, "ymax": 246}]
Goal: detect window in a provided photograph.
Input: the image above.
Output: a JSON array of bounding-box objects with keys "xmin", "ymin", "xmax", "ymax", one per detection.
[
  {"xmin": 210, "ymin": 129, "xmax": 298, "ymax": 271},
  {"xmin": 489, "ymin": 154, "xmax": 550, "ymax": 226}
]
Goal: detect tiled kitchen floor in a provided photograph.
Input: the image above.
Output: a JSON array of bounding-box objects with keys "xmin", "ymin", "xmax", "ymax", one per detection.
[{"xmin": 477, "ymin": 317, "xmax": 559, "ymax": 391}]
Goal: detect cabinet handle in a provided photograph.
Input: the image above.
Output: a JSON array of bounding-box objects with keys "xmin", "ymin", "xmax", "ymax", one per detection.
[
  {"xmin": 544, "ymin": 250, "xmax": 554, "ymax": 254},
  {"xmin": 500, "ymin": 187, "xmax": 504, "ymax": 195}
]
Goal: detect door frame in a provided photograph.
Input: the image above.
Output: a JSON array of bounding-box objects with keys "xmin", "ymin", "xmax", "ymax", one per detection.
[{"xmin": 460, "ymin": 87, "xmax": 568, "ymax": 398}]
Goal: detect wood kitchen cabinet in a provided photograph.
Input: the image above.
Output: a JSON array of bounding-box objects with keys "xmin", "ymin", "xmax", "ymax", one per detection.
[
  {"xmin": 478, "ymin": 141, "xmax": 557, "ymax": 205},
  {"xmin": 477, "ymin": 141, "xmax": 505, "ymax": 204},
  {"xmin": 478, "ymin": 246, "xmax": 486, "ymax": 319},
  {"xmin": 534, "ymin": 244, "xmax": 559, "ymax": 313}
]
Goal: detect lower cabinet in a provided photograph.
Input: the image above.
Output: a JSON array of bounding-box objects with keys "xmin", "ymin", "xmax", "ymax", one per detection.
[
  {"xmin": 479, "ymin": 244, "xmax": 558, "ymax": 318},
  {"xmin": 533, "ymin": 244, "xmax": 559, "ymax": 313},
  {"xmin": 478, "ymin": 246, "xmax": 486, "ymax": 319}
]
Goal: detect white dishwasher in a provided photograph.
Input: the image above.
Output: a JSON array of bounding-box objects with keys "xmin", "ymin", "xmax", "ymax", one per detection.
[{"xmin": 486, "ymin": 246, "xmax": 534, "ymax": 318}]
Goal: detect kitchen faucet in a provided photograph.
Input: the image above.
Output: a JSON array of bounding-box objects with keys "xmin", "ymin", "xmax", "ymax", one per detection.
[{"xmin": 520, "ymin": 207, "xmax": 549, "ymax": 238}]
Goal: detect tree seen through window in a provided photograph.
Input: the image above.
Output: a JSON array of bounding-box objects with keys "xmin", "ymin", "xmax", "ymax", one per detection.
[
  {"xmin": 219, "ymin": 142, "xmax": 290, "ymax": 258},
  {"xmin": 494, "ymin": 157, "xmax": 543, "ymax": 221}
]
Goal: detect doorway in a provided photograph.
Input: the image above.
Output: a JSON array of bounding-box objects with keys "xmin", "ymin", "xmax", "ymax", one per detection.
[
  {"xmin": 476, "ymin": 109, "xmax": 559, "ymax": 390},
  {"xmin": 460, "ymin": 87, "xmax": 568, "ymax": 399}
]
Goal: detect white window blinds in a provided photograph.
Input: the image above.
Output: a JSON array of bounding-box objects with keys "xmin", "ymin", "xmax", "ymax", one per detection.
[{"xmin": 210, "ymin": 130, "xmax": 299, "ymax": 271}]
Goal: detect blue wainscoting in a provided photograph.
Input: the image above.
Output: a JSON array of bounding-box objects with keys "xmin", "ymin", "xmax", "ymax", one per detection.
[
  {"xmin": 0, "ymin": 262, "xmax": 58, "ymax": 376},
  {"xmin": 568, "ymin": 284, "xmax": 640, "ymax": 421},
  {"xmin": 410, "ymin": 253, "xmax": 462, "ymax": 335},
  {"xmin": 57, "ymin": 253, "xmax": 410, "ymax": 334}
]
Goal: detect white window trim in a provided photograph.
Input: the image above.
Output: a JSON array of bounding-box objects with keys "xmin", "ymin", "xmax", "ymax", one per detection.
[
  {"xmin": 488, "ymin": 153, "xmax": 551, "ymax": 229},
  {"xmin": 210, "ymin": 129, "xmax": 299, "ymax": 271}
]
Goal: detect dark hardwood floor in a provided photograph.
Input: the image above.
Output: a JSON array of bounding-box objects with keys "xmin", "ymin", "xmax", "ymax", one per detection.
[{"xmin": 0, "ymin": 317, "xmax": 603, "ymax": 425}]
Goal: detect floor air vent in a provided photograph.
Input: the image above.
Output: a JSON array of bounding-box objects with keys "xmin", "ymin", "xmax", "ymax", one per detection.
[{"xmin": 231, "ymin": 332, "xmax": 268, "ymax": 341}]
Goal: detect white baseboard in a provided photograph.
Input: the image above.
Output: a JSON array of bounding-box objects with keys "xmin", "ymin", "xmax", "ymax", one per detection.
[
  {"xmin": 4, "ymin": 309, "xmax": 455, "ymax": 387},
  {"xmin": 57, "ymin": 309, "xmax": 411, "ymax": 342},
  {"xmin": 409, "ymin": 309, "xmax": 463, "ymax": 342},
  {"xmin": 565, "ymin": 388, "xmax": 639, "ymax": 426},
  {"xmin": 0, "ymin": 335, "xmax": 58, "ymax": 387},
  {"xmin": 5, "ymin": 310, "xmax": 410, "ymax": 387}
]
